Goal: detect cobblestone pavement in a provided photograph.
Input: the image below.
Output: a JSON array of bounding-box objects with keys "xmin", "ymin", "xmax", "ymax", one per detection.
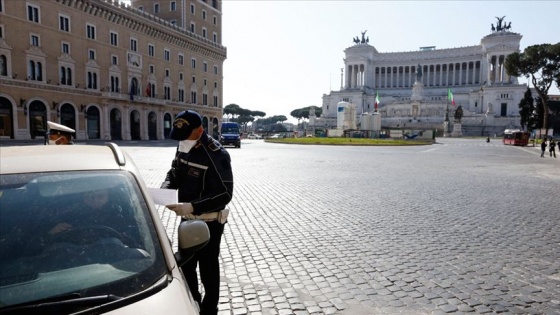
[
  {"xmin": 116, "ymin": 138, "xmax": 560, "ymax": 315},
  {"xmin": 4, "ymin": 138, "xmax": 558, "ymax": 314}
]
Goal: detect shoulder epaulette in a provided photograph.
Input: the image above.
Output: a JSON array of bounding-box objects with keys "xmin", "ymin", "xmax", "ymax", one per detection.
[{"xmin": 207, "ymin": 138, "xmax": 222, "ymax": 152}]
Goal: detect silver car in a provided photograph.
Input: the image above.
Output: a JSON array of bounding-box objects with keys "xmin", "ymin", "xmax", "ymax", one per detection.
[{"xmin": 0, "ymin": 143, "xmax": 208, "ymax": 314}]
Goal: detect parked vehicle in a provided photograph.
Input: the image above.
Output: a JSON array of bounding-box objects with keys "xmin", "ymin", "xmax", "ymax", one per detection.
[
  {"xmin": 502, "ymin": 129, "xmax": 530, "ymax": 146},
  {"xmin": 220, "ymin": 122, "xmax": 241, "ymax": 148},
  {"xmin": 247, "ymin": 134, "xmax": 262, "ymax": 139},
  {"xmin": 0, "ymin": 143, "xmax": 209, "ymax": 314}
]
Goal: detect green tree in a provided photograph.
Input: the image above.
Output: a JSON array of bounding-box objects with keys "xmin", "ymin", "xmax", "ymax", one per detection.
[
  {"xmin": 223, "ymin": 104, "xmax": 241, "ymax": 121},
  {"xmin": 518, "ymin": 88, "xmax": 536, "ymax": 131},
  {"xmin": 505, "ymin": 43, "xmax": 560, "ymax": 132},
  {"xmin": 237, "ymin": 108, "xmax": 254, "ymax": 132},
  {"xmin": 290, "ymin": 106, "xmax": 322, "ymax": 128}
]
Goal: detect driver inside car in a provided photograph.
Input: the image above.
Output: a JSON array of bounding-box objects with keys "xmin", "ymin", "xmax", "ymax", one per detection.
[
  {"xmin": 22, "ymin": 187, "xmax": 149, "ymax": 272},
  {"xmin": 36, "ymin": 188, "xmax": 140, "ymax": 252},
  {"xmin": 48, "ymin": 188, "xmax": 112, "ymax": 236}
]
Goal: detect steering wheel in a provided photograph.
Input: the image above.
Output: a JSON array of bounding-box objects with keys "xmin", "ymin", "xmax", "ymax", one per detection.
[{"xmin": 49, "ymin": 225, "xmax": 125, "ymax": 246}]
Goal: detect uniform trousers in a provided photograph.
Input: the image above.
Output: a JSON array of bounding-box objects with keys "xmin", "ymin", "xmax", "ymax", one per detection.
[{"xmin": 181, "ymin": 220, "xmax": 225, "ymax": 315}]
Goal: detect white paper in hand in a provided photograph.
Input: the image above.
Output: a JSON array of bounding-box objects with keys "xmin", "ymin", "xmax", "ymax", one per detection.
[{"xmin": 148, "ymin": 188, "xmax": 177, "ymax": 205}]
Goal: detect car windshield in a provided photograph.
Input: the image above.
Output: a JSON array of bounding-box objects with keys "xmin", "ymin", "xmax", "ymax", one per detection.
[
  {"xmin": 222, "ymin": 127, "xmax": 238, "ymax": 134},
  {"xmin": 0, "ymin": 171, "xmax": 166, "ymax": 308}
]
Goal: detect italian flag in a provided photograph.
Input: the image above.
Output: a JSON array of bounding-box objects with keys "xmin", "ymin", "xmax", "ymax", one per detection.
[
  {"xmin": 448, "ymin": 88, "xmax": 456, "ymax": 106},
  {"xmin": 374, "ymin": 91, "xmax": 380, "ymax": 111}
]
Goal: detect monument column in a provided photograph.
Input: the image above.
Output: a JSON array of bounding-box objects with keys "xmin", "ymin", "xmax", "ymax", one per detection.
[
  {"xmin": 493, "ymin": 56, "xmax": 499, "ymax": 84},
  {"xmin": 439, "ymin": 64, "xmax": 443, "ymax": 86},
  {"xmin": 459, "ymin": 62, "xmax": 463, "ymax": 86}
]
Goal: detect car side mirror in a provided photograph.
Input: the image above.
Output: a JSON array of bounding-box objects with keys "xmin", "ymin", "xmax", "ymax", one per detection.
[{"xmin": 174, "ymin": 220, "xmax": 210, "ymax": 267}]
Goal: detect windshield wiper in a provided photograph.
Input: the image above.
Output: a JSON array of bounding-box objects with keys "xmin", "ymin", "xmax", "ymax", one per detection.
[
  {"xmin": 0, "ymin": 293, "xmax": 122, "ymax": 315},
  {"xmin": 1, "ymin": 274, "xmax": 170, "ymax": 315}
]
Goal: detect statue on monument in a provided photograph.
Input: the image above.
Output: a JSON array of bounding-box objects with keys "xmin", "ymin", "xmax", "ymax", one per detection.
[
  {"xmin": 361, "ymin": 30, "xmax": 367, "ymax": 44},
  {"xmin": 416, "ymin": 64, "xmax": 423, "ymax": 82},
  {"xmin": 495, "ymin": 16, "xmax": 506, "ymax": 31},
  {"xmin": 454, "ymin": 105, "xmax": 463, "ymax": 122}
]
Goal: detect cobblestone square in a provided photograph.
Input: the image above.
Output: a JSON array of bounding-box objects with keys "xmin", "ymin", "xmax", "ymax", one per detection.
[{"xmin": 122, "ymin": 138, "xmax": 559, "ymax": 314}]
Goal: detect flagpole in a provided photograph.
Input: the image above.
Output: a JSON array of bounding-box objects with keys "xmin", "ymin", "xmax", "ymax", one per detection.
[{"xmin": 445, "ymin": 89, "xmax": 450, "ymax": 135}]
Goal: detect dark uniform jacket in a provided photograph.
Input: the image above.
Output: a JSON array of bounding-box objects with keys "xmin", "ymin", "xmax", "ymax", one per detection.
[{"xmin": 162, "ymin": 131, "xmax": 233, "ymax": 215}]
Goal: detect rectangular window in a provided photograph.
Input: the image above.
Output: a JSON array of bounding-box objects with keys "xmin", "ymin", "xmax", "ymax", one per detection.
[
  {"xmin": 110, "ymin": 31, "xmax": 118, "ymax": 46},
  {"xmin": 60, "ymin": 66, "xmax": 73, "ymax": 86},
  {"xmin": 190, "ymin": 4, "xmax": 195, "ymax": 14},
  {"xmin": 148, "ymin": 44, "xmax": 154, "ymax": 56},
  {"xmin": 191, "ymin": 58, "xmax": 196, "ymax": 69},
  {"xmin": 149, "ymin": 65, "xmax": 154, "ymax": 74},
  {"xmin": 59, "ymin": 15, "xmax": 70, "ymax": 32},
  {"xmin": 87, "ymin": 71, "xmax": 97, "ymax": 89},
  {"xmin": 202, "ymin": 10, "xmax": 206, "ymax": 20},
  {"xmin": 130, "ymin": 38, "xmax": 138, "ymax": 52},
  {"xmin": 213, "ymin": 16, "xmax": 217, "ymax": 25},
  {"xmin": 190, "ymin": 23, "xmax": 195, "ymax": 33},
  {"xmin": 85, "ymin": 24, "xmax": 95, "ymax": 40},
  {"xmin": 86, "ymin": 24, "xmax": 96, "ymax": 40},
  {"xmin": 111, "ymin": 55, "xmax": 118, "ymax": 65},
  {"xmin": 213, "ymin": 32, "xmax": 217, "ymax": 43},
  {"xmin": 27, "ymin": 4, "xmax": 39, "ymax": 23},
  {"xmin": 192, "ymin": 76, "xmax": 196, "ymax": 83},
  {"xmin": 203, "ymin": 62, "xmax": 208, "ymax": 72},
  {"xmin": 170, "ymin": 1, "xmax": 176, "ymax": 11},
  {"xmin": 178, "ymin": 54, "xmax": 184, "ymax": 65},
  {"xmin": 178, "ymin": 89, "xmax": 184, "ymax": 102},
  {"xmin": 179, "ymin": 72, "xmax": 183, "ymax": 80},
  {"xmin": 88, "ymin": 49, "xmax": 95, "ymax": 60},
  {"xmin": 28, "ymin": 60, "xmax": 43, "ymax": 81},
  {"xmin": 30, "ymin": 34, "xmax": 39, "ymax": 46},
  {"xmin": 214, "ymin": 65, "xmax": 218, "ymax": 75},
  {"xmin": 110, "ymin": 75, "xmax": 120, "ymax": 92},
  {"xmin": 154, "ymin": 3, "xmax": 159, "ymax": 13},
  {"xmin": 62, "ymin": 42, "xmax": 70, "ymax": 54},
  {"xmin": 202, "ymin": 28, "xmax": 207, "ymax": 38},
  {"xmin": 164, "ymin": 49, "xmax": 170, "ymax": 61},
  {"xmin": 164, "ymin": 86, "xmax": 171, "ymax": 100},
  {"xmin": 165, "ymin": 69, "xmax": 170, "ymax": 77}
]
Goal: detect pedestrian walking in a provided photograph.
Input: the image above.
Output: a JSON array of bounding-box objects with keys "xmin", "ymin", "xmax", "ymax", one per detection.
[
  {"xmin": 540, "ymin": 139, "xmax": 547, "ymax": 158},
  {"xmin": 161, "ymin": 110, "xmax": 234, "ymax": 315},
  {"xmin": 549, "ymin": 139, "xmax": 557, "ymax": 158}
]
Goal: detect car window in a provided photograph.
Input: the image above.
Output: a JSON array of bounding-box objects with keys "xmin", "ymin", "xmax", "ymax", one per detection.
[
  {"xmin": 0, "ymin": 171, "xmax": 166, "ymax": 308},
  {"xmin": 221, "ymin": 127, "xmax": 238, "ymax": 133}
]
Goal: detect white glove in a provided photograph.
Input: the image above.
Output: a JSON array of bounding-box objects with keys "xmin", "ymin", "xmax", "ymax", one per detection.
[{"xmin": 165, "ymin": 203, "xmax": 194, "ymax": 216}]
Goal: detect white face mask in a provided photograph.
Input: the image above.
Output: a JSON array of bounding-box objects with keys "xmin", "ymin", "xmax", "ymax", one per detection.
[
  {"xmin": 178, "ymin": 139, "xmax": 197, "ymax": 153},
  {"xmin": 48, "ymin": 137, "xmax": 63, "ymax": 145}
]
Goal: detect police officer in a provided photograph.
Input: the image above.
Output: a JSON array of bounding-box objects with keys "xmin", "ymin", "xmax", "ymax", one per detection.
[
  {"xmin": 162, "ymin": 110, "xmax": 233, "ymax": 315},
  {"xmin": 45, "ymin": 121, "xmax": 75, "ymax": 145}
]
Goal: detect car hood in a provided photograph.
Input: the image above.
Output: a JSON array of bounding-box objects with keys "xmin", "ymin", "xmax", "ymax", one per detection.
[{"xmin": 105, "ymin": 275, "xmax": 198, "ymax": 315}]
